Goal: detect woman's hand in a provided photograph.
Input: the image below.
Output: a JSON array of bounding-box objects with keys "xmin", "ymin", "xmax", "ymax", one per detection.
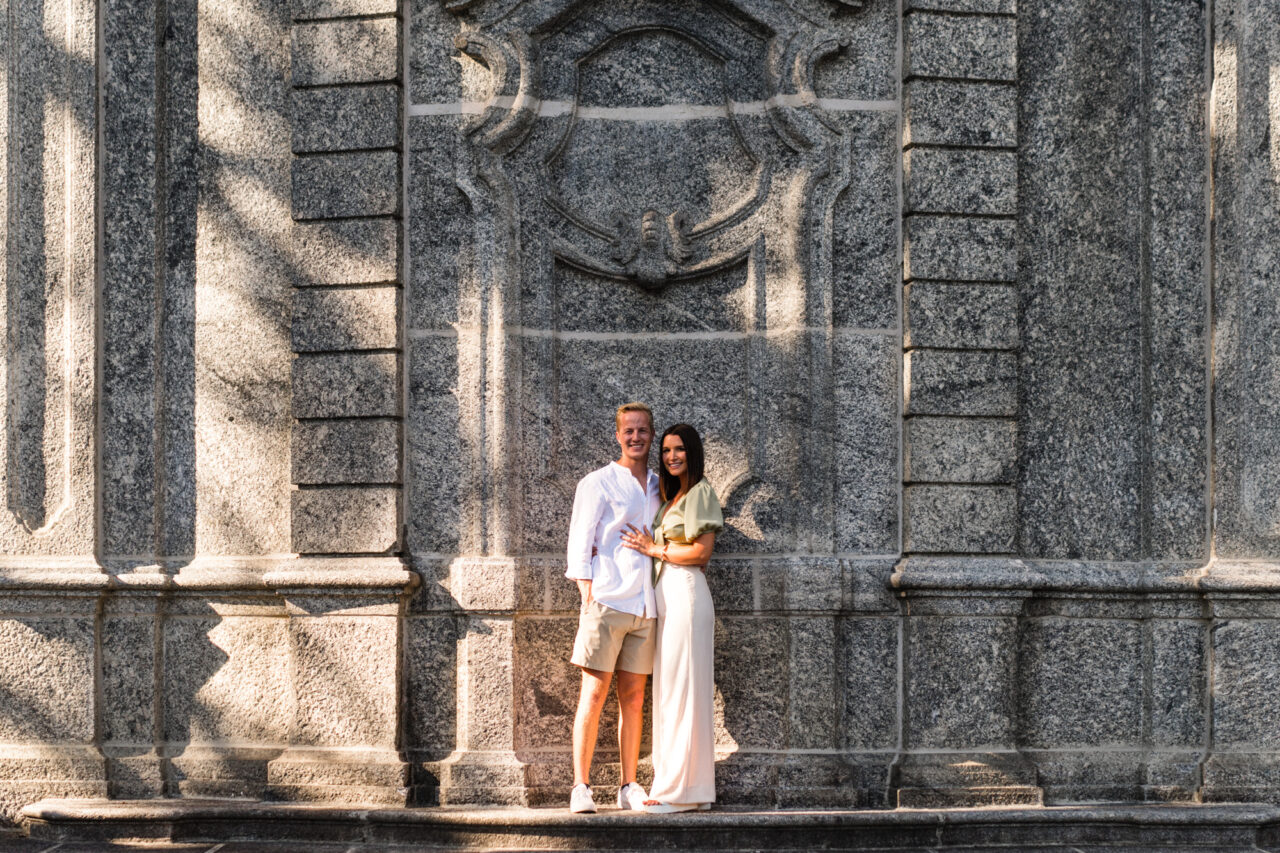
[{"xmin": 620, "ymin": 524, "xmax": 658, "ymax": 558}]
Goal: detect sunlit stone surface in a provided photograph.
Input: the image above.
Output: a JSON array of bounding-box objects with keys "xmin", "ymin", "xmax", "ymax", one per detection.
[{"xmin": 0, "ymin": 0, "xmax": 1275, "ymax": 824}]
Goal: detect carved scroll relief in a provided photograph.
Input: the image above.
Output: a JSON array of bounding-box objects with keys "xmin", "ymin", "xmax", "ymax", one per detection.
[{"xmin": 448, "ymin": 0, "xmax": 854, "ymax": 554}]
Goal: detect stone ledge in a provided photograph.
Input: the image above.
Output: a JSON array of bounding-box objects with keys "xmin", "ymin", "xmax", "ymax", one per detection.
[
  {"xmin": 19, "ymin": 800, "xmax": 1280, "ymax": 848},
  {"xmin": 892, "ymin": 556, "xmax": 1209, "ymax": 594}
]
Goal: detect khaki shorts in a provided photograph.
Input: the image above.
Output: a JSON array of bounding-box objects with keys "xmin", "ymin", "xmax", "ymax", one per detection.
[{"xmin": 570, "ymin": 600, "xmax": 656, "ymax": 674}]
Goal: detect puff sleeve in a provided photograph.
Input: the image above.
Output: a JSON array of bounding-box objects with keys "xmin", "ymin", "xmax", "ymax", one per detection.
[{"xmin": 682, "ymin": 478, "xmax": 724, "ymax": 540}]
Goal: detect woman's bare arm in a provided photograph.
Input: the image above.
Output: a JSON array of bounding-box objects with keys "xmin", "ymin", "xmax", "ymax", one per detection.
[{"xmin": 620, "ymin": 526, "xmax": 715, "ymax": 566}]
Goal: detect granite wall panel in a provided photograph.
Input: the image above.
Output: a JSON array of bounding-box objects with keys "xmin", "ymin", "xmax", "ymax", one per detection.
[
  {"xmin": 0, "ymin": 0, "xmax": 1262, "ymax": 823},
  {"xmin": 194, "ymin": 0, "xmax": 293, "ymax": 556},
  {"xmin": 0, "ymin": 0, "xmax": 98, "ymax": 556},
  {"xmin": 1018, "ymin": 0, "xmax": 1208, "ymax": 561},
  {"xmin": 1211, "ymin": 0, "xmax": 1280, "ymax": 560}
]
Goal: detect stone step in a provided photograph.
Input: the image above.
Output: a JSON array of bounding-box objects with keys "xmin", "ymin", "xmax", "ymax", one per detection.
[{"xmin": 17, "ymin": 800, "xmax": 1280, "ymax": 851}]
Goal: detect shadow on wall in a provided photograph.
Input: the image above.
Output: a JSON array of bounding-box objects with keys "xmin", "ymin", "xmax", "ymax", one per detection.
[{"xmin": 0, "ymin": 0, "xmax": 406, "ymax": 812}]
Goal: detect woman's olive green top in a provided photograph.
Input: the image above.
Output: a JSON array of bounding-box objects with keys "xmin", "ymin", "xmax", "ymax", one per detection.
[{"xmin": 652, "ymin": 477, "xmax": 724, "ymax": 576}]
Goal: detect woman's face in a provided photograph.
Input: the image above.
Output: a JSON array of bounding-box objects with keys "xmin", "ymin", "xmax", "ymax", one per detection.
[{"xmin": 662, "ymin": 434, "xmax": 687, "ymax": 480}]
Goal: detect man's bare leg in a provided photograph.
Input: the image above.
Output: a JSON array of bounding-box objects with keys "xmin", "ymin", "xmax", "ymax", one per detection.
[
  {"xmin": 615, "ymin": 669, "xmax": 647, "ymax": 786},
  {"xmin": 572, "ymin": 667, "xmax": 612, "ymax": 787}
]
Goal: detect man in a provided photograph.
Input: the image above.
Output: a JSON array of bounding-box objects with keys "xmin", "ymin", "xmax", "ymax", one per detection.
[{"xmin": 564, "ymin": 402, "xmax": 660, "ymax": 813}]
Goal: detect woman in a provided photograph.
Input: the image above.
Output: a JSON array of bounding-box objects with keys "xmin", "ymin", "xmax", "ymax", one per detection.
[{"xmin": 621, "ymin": 423, "xmax": 723, "ymax": 813}]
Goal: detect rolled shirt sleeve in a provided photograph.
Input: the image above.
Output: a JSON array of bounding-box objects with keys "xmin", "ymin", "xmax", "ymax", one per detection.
[{"xmin": 565, "ymin": 475, "xmax": 604, "ymax": 580}]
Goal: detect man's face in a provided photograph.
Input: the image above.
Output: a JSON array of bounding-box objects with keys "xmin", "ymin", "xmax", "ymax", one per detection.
[{"xmin": 615, "ymin": 411, "xmax": 653, "ymax": 464}]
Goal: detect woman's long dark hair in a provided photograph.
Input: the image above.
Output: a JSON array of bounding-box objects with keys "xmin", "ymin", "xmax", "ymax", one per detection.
[{"xmin": 659, "ymin": 423, "xmax": 705, "ymax": 502}]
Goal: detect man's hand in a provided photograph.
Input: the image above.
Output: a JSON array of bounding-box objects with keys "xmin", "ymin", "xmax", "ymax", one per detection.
[{"xmin": 577, "ymin": 578, "xmax": 593, "ymax": 609}]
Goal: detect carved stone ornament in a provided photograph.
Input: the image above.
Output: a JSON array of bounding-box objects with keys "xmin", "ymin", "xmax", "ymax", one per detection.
[
  {"xmin": 449, "ymin": 0, "xmax": 857, "ymax": 290},
  {"xmin": 440, "ymin": 0, "xmax": 863, "ymax": 552}
]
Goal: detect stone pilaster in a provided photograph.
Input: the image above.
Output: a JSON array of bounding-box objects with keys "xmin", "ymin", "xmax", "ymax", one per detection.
[
  {"xmin": 289, "ymin": 0, "xmax": 403, "ymax": 559},
  {"xmin": 0, "ymin": 0, "xmax": 104, "ymax": 820},
  {"xmin": 902, "ymin": 0, "xmax": 1019, "ymax": 558},
  {"xmin": 282, "ymin": 0, "xmax": 411, "ymax": 806},
  {"xmin": 895, "ymin": 0, "xmax": 1032, "ymax": 808}
]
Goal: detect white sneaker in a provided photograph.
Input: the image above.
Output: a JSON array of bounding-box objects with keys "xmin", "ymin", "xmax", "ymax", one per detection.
[
  {"xmin": 569, "ymin": 783, "xmax": 596, "ymax": 814},
  {"xmin": 617, "ymin": 782, "xmax": 647, "ymax": 810}
]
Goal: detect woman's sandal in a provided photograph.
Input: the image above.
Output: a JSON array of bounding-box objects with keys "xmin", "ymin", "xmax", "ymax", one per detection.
[{"xmin": 642, "ymin": 801, "xmax": 711, "ymax": 813}]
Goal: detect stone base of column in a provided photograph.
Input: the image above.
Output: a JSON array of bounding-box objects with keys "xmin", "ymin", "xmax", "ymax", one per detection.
[
  {"xmin": 0, "ymin": 745, "xmax": 106, "ymax": 823},
  {"xmin": 1142, "ymin": 750, "xmax": 1203, "ymax": 802},
  {"xmin": 103, "ymin": 747, "xmax": 164, "ymax": 799},
  {"xmin": 890, "ymin": 751, "xmax": 1043, "ymax": 808},
  {"xmin": 266, "ymin": 747, "xmax": 409, "ymax": 806},
  {"xmin": 165, "ymin": 745, "xmax": 276, "ymax": 800},
  {"xmin": 1202, "ymin": 751, "xmax": 1280, "ymax": 804},
  {"xmin": 420, "ymin": 750, "xmax": 529, "ymax": 806}
]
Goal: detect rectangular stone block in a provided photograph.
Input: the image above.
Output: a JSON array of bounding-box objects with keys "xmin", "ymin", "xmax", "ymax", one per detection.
[
  {"xmin": 292, "ymin": 152, "xmax": 399, "ymax": 219},
  {"xmin": 1212, "ymin": 619, "xmax": 1280, "ymax": 749},
  {"xmin": 407, "ymin": 336, "xmax": 461, "ymax": 554},
  {"xmin": 905, "ymin": 485, "xmax": 1016, "ymax": 553},
  {"xmin": 103, "ymin": 612, "xmax": 158, "ymax": 745},
  {"xmin": 408, "ymin": 116, "xmax": 467, "ymax": 330},
  {"xmin": 906, "ymin": 13, "xmax": 1016, "ymax": 81},
  {"xmin": 292, "ymin": 419, "xmax": 400, "ymax": 484},
  {"xmin": 295, "ymin": 219, "xmax": 399, "ymax": 286},
  {"xmin": 905, "ymin": 417, "xmax": 1016, "ymax": 483},
  {"xmin": 1019, "ymin": 617, "xmax": 1143, "ymax": 747},
  {"xmin": 293, "ymin": 353, "xmax": 398, "ymax": 418},
  {"xmin": 463, "ymin": 617, "xmax": 515, "ymax": 751},
  {"xmin": 839, "ymin": 617, "xmax": 899, "ymax": 750},
  {"xmin": 1025, "ymin": 749, "xmax": 1144, "ymax": 803},
  {"xmin": 163, "ymin": 615, "xmax": 292, "ymax": 744},
  {"xmin": 906, "ymin": 614, "xmax": 1018, "ymax": 748},
  {"xmin": 1151, "ymin": 618, "xmax": 1207, "ymax": 748},
  {"xmin": 834, "ymin": 333, "xmax": 900, "ymax": 554},
  {"xmin": 294, "ymin": 0, "xmax": 398, "ymax": 19},
  {"xmin": 192, "ymin": 0, "xmax": 293, "ymax": 558},
  {"xmin": 715, "ymin": 618, "xmax": 788, "ymax": 750},
  {"xmin": 407, "ymin": 615, "xmax": 460, "ymax": 754},
  {"xmin": 288, "ymin": 616, "xmax": 399, "ymax": 748},
  {"xmin": 904, "ymin": 80, "xmax": 1016, "ymax": 147},
  {"xmin": 292, "ymin": 286, "xmax": 398, "ymax": 352},
  {"xmin": 832, "ymin": 111, "xmax": 900, "ymax": 330},
  {"xmin": 292, "ymin": 486, "xmax": 400, "ymax": 553},
  {"xmin": 906, "ymin": 350, "xmax": 1017, "ymax": 416},
  {"xmin": 0, "ymin": 618, "xmax": 96, "ymax": 742},
  {"xmin": 514, "ymin": 618, "xmax": 593, "ymax": 751},
  {"xmin": 905, "ymin": 215, "xmax": 1016, "ymax": 282},
  {"xmin": 292, "ymin": 18, "xmax": 398, "ymax": 87},
  {"xmin": 755, "ymin": 562, "xmax": 833, "ymax": 614},
  {"xmin": 789, "ymin": 618, "xmax": 838, "ymax": 750},
  {"xmin": 905, "ymin": 282, "xmax": 1017, "ymax": 349},
  {"xmin": 292, "ymin": 85, "xmax": 399, "ymax": 153},
  {"xmin": 1019, "ymin": 0, "xmax": 1207, "ymax": 562},
  {"xmin": 904, "ymin": 149, "xmax": 1016, "ymax": 215}
]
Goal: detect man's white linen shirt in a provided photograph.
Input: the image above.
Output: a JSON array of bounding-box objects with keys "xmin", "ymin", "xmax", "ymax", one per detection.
[{"xmin": 565, "ymin": 462, "xmax": 660, "ymax": 619}]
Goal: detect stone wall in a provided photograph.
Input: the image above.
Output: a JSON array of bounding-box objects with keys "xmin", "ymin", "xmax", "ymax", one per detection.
[{"xmin": 0, "ymin": 0, "xmax": 1276, "ymax": 821}]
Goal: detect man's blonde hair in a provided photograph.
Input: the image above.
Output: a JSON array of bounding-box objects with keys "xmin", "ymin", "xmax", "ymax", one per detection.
[{"xmin": 615, "ymin": 401, "xmax": 653, "ymax": 429}]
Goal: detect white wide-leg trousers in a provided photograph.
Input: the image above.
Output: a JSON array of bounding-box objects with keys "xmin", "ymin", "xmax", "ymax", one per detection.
[{"xmin": 649, "ymin": 563, "xmax": 716, "ymax": 805}]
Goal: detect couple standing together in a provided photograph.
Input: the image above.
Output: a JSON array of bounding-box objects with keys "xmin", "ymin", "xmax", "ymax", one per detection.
[{"xmin": 565, "ymin": 402, "xmax": 723, "ymax": 814}]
